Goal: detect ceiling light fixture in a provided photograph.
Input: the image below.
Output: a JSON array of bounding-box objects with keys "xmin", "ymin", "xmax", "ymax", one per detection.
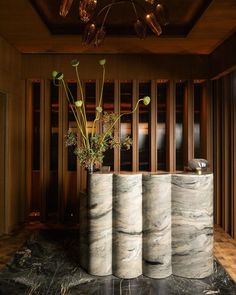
[{"xmin": 59, "ymin": 0, "xmax": 168, "ymax": 47}]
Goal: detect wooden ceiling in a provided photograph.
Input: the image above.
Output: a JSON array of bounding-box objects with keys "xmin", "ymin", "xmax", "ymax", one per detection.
[
  {"xmin": 0, "ymin": 0, "xmax": 236, "ymax": 54},
  {"xmin": 30, "ymin": 0, "xmax": 212, "ymax": 37}
]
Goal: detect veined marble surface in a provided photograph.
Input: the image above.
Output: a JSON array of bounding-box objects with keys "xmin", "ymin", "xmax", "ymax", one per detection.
[
  {"xmin": 79, "ymin": 192, "xmax": 88, "ymax": 271},
  {"xmin": 87, "ymin": 173, "xmax": 113, "ymax": 276},
  {"xmin": 143, "ymin": 174, "xmax": 172, "ymax": 278},
  {"xmin": 1, "ymin": 229, "xmax": 236, "ymax": 295},
  {"xmin": 171, "ymin": 173, "xmax": 213, "ymax": 278},
  {"xmin": 113, "ymin": 174, "xmax": 143, "ymax": 279}
]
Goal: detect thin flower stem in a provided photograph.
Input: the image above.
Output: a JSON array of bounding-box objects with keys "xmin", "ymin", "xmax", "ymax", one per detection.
[
  {"xmin": 65, "ymin": 82, "xmax": 84, "ymax": 132},
  {"xmin": 75, "ymin": 66, "xmax": 88, "ymax": 133},
  {"xmin": 131, "ymin": 0, "xmax": 138, "ymax": 19},
  {"xmin": 65, "ymin": 75, "xmax": 90, "ymax": 148},
  {"xmin": 100, "ymin": 98, "xmax": 144, "ymax": 143},
  {"xmin": 65, "ymin": 82, "xmax": 81, "ymax": 126},
  {"xmin": 101, "ymin": 3, "xmax": 112, "ymax": 28},
  {"xmin": 98, "ymin": 65, "xmax": 105, "ymax": 108},
  {"xmin": 79, "ymin": 108, "xmax": 90, "ymax": 148},
  {"xmin": 91, "ymin": 112, "xmax": 99, "ymax": 137},
  {"xmin": 91, "ymin": 64, "xmax": 106, "ymax": 137},
  {"xmin": 62, "ymin": 80, "xmax": 87, "ymax": 145}
]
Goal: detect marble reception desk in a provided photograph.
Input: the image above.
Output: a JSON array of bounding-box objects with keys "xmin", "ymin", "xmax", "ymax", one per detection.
[{"xmin": 79, "ymin": 172, "xmax": 213, "ymax": 279}]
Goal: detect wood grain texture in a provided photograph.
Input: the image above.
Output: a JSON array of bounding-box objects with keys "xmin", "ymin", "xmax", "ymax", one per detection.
[
  {"xmin": 0, "ymin": 36, "xmax": 25, "ymax": 234},
  {"xmin": 21, "ymin": 54, "xmax": 210, "ymax": 80},
  {"xmin": 166, "ymin": 81, "xmax": 176, "ymax": 172},
  {"xmin": 222, "ymin": 75, "xmax": 231, "ymax": 233},
  {"xmin": 233, "ymin": 74, "xmax": 236, "ymax": 239},
  {"xmin": 151, "ymin": 80, "xmax": 157, "ymax": 172},
  {"xmin": 0, "ymin": 94, "xmax": 6, "ymax": 235},
  {"xmin": 213, "ymin": 71, "xmax": 236, "ymax": 239},
  {"xmin": 183, "ymin": 80, "xmax": 194, "ymax": 166}
]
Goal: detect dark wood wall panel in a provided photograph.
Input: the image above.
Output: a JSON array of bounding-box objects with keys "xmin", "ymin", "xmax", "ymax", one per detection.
[
  {"xmin": 222, "ymin": 75, "xmax": 231, "ymax": 232},
  {"xmin": 232, "ymin": 74, "xmax": 236, "ymax": 237},
  {"xmin": 210, "ymin": 32, "xmax": 236, "ymax": 79},
  {"xmin": 22, "ymin": 54, "xmax": 209, "ymax": 80},
  {"xmin": 213, "ymin": 70, "xmax": 236, "ymax": 238}
]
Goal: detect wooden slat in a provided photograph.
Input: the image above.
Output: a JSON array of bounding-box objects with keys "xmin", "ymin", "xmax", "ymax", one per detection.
[
  {"xmin": 114, "ymin": 80, "xmax": 120, "ymax": 173},
  {"xmin": 200, "ymin": 82, "xmax": 206, "ymax": 159},
  {"xmin": 76, "ymin": 80, "xmax": 82, "ymax": 200},
  {"xmin": 40, "ymin": 80, "xmax": 46, "ymax": 222},
  {"xmin": 151, "ymin": 80, "xmax": 157, "ymax": 172},
  {"xmin": 206, "ymin": 81, "xmax": 214, "ymax": 170},
  {"xmin": 230, "ymin": 72, "xmax": 236, "ymax": 238},
  {"xmin": 132, "ymin": 80, "xmax": 138, "ymax": 172},
  {"xmin": 233, "ymin": 72, "xmax": 236, "ymax": 238},
  {"xmin": 25, "ymin": 80, "xmax": 33, "ymax": 221},
  {"xmin": 183, "ymin": 80, "xmax": 194, "ymax": 166},
  {"xmin": 215, "ymin": 79, "xmax": 222, "ymax": 225},
  {"xmin": 222, "ymin": 75, "xmax": 231, "ymax": 233},
  {"xmin": 62, "ymin": 83, "xmax": 68, "ymax": 221},
  {"xmin": 43, "ymin": 80, "xmax": 51, "ymax": 220},
  {"xmin": 58, "ymin": 83, "xmax": 64, "ymax": 221},
  {"xmin": 0, "ymin": 92, "xmax": 6, "ymax": 234},
  {"xmin": 201, "ymin": 81, "xmax": 213, "ymax": 169},
  {"xmin": 166, "ymin": 80, "xmax": 175, "ymax": 172},
  {"xmin": 230, "ymin": 72, "xmax": 235, "ymax": 237},
  {"xmin": 63, "ymin": 81, "xmax": 77, "ymax": 222}
]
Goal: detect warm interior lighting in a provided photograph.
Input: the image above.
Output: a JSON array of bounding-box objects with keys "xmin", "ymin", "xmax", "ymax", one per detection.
[{"xmin": 59, "ymin": 0, "xmax": 169, "ymax": 47}]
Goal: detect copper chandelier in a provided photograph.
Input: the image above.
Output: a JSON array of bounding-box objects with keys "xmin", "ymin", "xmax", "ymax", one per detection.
[{"xmin": 59, "ymin": 0, "xmax": 168, "ymax": 47}]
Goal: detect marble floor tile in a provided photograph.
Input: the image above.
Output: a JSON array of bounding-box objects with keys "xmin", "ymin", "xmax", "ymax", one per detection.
[{"xmin": 0, "ymin": 228, "xmax": 236, "ymax": 295}]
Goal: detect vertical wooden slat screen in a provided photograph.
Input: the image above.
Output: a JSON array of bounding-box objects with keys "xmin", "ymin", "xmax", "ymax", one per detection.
[
  {"xmin": 26, "ymin": 77, "xmax": 214, "ymax": 224},
  {"xmin": 213, "ymin": 70, "xmax": 236, "ymax": 238}
]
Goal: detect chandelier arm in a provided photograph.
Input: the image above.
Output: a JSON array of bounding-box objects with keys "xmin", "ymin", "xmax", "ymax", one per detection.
[
  {"xmin": 101, "ymin": 0, "xmax": 114, "ymax": 28},
  {"xmin": 131, "ymin": 0, "xmax": 138, "ymax": 19},
  {"xmin": 92, "ymin": 0, "xmax": 131, "ymax": 20}
]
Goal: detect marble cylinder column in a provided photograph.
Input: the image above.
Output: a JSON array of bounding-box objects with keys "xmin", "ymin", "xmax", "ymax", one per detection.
[
  {"xmin": 79, "ymin": 191, "xmax": 89, "ymax": 271},
  {"xmin": 113, "ymin": 174, "xmax": 142, "ymax": 278},
  {"xmin": 171, "ymin": 173, "xmax": 213, "ymax": 278},
  {"xmin": 88, "ymin": 173, "xmax": 113, "ymax": 276},
  {"xmin": 142, "ymin": 173, "xmax": 172, "ymax": 278}
]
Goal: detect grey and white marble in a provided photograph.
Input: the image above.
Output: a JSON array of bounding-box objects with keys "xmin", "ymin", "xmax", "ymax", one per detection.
[
  {"xmin": 143, "ymin": 173, "xmax": 172, "ymax": 278},
  {"xmin": 1, "ymin": 229, "xmax": 236, "ymax": 295},
  {"xmin": 87, "ymin": 173, "xmax": 113, "ymax": 276},
  {"xmin": 171, "ymin": 173, "xmax": 213, "ymax": 278},
  {"xmin": 113, "ymin": 174, "xmax": 143, "ymax": 278},
  {"xmin": 79, "ymin": 191, "xmax": 89, "ymax": 271}
]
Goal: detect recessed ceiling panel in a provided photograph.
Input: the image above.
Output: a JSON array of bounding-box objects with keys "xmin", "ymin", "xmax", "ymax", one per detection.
[{"xmin": 30, "ymin": 0, "xmax": 213, "ymax": 37}]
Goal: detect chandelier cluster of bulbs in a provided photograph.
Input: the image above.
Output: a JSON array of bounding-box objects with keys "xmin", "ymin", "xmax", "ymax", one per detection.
[{"xmin": 59, "ymin": 0, "xmax": 169, "ymax": 47}]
